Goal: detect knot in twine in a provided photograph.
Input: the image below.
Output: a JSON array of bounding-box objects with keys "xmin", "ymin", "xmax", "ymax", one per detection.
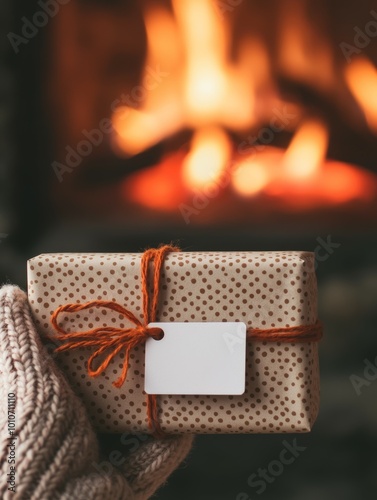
[
  {"xmin": 51, "ymin": 245, "xmax": 323, "ymax": 438},
  {"xmin": 51, "ymin": 244, "xmax": 179, "ymax": 438}
]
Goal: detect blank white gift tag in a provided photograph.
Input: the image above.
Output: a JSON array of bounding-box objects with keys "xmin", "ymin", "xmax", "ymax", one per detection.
[{"xmin": 145, "ymin": 322, "xmax": 246, "ymax": 395}]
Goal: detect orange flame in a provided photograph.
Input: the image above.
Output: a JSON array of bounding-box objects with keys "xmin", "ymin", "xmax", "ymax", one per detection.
[
  {"xmin": 232, "ymin": 159, "xmax": 269, "ymax": 197},
  {"xmin": 182, "ymin": 127, "xmax": 231, "ymax": 190},
  {"xmin": 283, "ymin": 119, "xmax": 329, "ymax": 178},
  {"xmin": 232, "ymin": 146, "xmax": 375, "ymax": 207},
  {"xmin": 111, "ymin": 0, "xmax": 261, "ymax": 157},
  {"xmin": 112, "ymin": 6, "xmax": 183, "ymax": 156},
  {"xmin": 345, "ymin": 57, "xmax": 377, "ymax": 134},
  {"xmin": 172, "ymin": 0, "xmax": 229, "ymax": 124}
]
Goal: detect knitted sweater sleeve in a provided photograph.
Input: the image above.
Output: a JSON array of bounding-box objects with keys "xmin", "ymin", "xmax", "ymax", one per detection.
[{"xmin": 0, "ymin": 286, "xmax": 194, "ymax": 500}]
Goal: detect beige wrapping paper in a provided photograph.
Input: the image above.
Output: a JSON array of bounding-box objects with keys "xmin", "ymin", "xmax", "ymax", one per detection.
[{"xmin": 27, "ymin": 251, "xmax": 320, "ymax": 434}]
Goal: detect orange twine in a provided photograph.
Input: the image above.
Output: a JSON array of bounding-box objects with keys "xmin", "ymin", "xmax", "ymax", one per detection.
[{"xmin": 51, "ymin": 245, "xmax": 323, "ymax": 438}]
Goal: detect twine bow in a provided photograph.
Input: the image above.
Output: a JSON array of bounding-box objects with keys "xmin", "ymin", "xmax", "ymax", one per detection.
[{"xmin": 51, "ymin": 301, "xmax": 164, "ymax": 388}]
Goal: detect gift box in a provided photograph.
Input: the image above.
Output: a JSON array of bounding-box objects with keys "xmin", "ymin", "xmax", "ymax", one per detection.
[{"xmin": 27, "ymin": 250, "xmax": 321, "ymax": 435}]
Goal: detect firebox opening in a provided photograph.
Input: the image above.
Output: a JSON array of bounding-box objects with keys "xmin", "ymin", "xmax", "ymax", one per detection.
[{"xmin": 47, "ymin": 0, "xmax": 377, "ymax": 229}]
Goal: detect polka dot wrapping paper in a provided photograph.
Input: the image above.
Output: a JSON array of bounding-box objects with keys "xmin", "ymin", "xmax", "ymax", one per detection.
[{"xmin": 27, "ymin": 251, "xmax": 320, "ymax": 434}]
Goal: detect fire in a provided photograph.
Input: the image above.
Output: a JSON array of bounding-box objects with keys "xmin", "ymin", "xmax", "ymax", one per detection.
[
  {"xmin": 271, "ymin": 158, "xmax": 375, "ymax": 207},
  {"xmin": 283, "ymin": 119, "xmax": 329, "ymax": 178},
  {"xmin": 112, "ymin": 109, "xmax": 161, "ymax": 157},
  {"xmin": 173, "ymin": 0, "xmax": 230, "ymax": 123},
  {"xmin": 182, "ymin": 127, "xmax": 231, "ymax": 190},
  {"xmin": 144, "ymin": 6, "xmax": 181, "ymax": 68},
  {"xmin": 111, "ymin": 5, "xmax": 183, "ymax": 156},
  {"xmin": 232, "ymin": 146, "xmax": 375, "ymax": 207},
  {"xmin": 232, "ymin": 159, "xmax": 269, "ymax": 197},
  {"xmin": 110, "ymin": 0, "xmax": 377, "ymax": 214},
  {"xmin": 111, "ymin": 0, "xmax": 258, "ymax": 158},
  {"xmin": 345, "ymin": 58, "xmax": 377, "ymax": 134}
]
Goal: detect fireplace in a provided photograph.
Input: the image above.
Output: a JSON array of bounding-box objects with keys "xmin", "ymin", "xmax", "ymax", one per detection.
[{"xmin": 40, "ymin": 0, "xmax": 377, "ymax": 232}]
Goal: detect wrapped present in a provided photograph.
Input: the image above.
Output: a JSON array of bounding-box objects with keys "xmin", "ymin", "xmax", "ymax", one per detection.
[{"xmin": 27, "ymin": 247, "xmax": 322, "ymax": 435}]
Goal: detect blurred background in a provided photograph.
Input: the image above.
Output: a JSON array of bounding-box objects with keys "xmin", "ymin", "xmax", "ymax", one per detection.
[{"xmin": 1, "ymin": 0, "xmax": 377, "ymax": 498}]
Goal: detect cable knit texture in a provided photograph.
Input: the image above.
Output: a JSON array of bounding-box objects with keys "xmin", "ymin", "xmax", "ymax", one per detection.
[{"xmin": 0, "ymin": 286, "xmax": 194, "ymax": 500}]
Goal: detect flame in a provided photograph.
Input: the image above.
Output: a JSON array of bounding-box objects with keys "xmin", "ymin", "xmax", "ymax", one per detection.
[
  {"xmin": 232, "ymin": 159, "xmax": 269, "ymax": 197},
  {"xmin": 283, "ymin": 119, "xmax": 329, "ymax": 178},
  {"xmin": 112, "ymin": 6, "xmax": 183, "ymax": 156},
  {"xmin": 274, "ymin": 159, "xmax": 375, "ymax": 207},
  {"xmin": 345, "ymin": 58, "xmax": 377, "ymax": 134},
  {"xmin": 319, "ymin": 161, "xmax": 374, "ymax": 204},
  {"xmin": 144, "ymin": 7, "xmax": 182, "ymax": 69},
  {"xmin": 112, "ymin": 0, "xmax": 259, "ymax": 156},
  {"xmin": 260, "ymin": 147, "xmax": 374, "ymax": 207},
  {"xmin": 231, "ymin": 146, "xmax": 374, "ymax": 207},
  {"xmin": 112, "ymin": 106, "xmax": 181, "ymax": 157},
  {"xmin": 172, "ymin": 0, "xmax": 229, "ymax": 123},
  {"xmin": 112, "ymin": 109, "xmax": 157, "ymax": 157},
  {"xmin": 182, "ymin": 127, "xmax": 231, "ymax": 190}
]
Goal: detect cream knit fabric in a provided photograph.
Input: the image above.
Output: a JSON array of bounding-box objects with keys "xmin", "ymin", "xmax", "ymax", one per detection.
[{"xmin": 0, "ymin": 286, "xmax": 194, "ymax": 500}]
